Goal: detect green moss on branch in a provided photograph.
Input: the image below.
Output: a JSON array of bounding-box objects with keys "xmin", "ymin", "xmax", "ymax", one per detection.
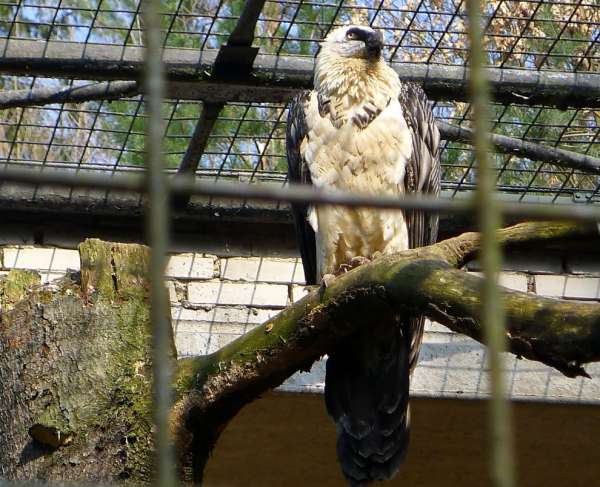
[
  {"xmin": 173, "ymin": 221, "xmax": 600, "ymax": 480},
  {"xmin": 0, "ymin": 269, "xmax": 41, "ymax": 311}
]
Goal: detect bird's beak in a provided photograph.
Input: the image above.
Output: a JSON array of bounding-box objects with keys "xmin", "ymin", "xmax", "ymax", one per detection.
[{"xmin": 365, "ymin": 30, "xmax": 383, "ymax": 59}]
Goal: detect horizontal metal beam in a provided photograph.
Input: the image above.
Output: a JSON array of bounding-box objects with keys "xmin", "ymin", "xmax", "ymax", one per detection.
[
  {"xmin": 0, "ymin": 179, "xmax": 592, "ymax": 244},
  {"xmin": 1, "ymin": 166, "xmax": 599, "ymax": 222},
  {"xmin": 1, "ymin": 39, "xmax": 599, "ymax": 108}
]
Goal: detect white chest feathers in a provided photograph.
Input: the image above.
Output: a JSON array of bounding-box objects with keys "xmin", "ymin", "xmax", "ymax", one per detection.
[
  {"xmin": 303, "ymin": 94, "xmax": 412, "ymax": 195},
  {"xmin": 301, "ymin": 90, "xmax": 413, "ymax": 277}
]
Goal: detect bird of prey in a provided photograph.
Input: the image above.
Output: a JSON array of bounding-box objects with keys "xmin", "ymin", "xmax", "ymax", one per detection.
[{"xmin": 286, "ymin": 25, "xmax": 441, "ymax": 485}]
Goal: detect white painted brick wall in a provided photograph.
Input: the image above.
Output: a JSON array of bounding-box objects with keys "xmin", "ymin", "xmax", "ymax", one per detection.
[
  {"xmin": 166, "ymin": 281, "xmax": 179, "ymax": 304},
  {"xmin": 174, "ymin": 319, "xmax": 211, "ymax": 334},
  {"xmin": 291, "ymin": 285, "xmax": 310, "ymax": 302},
  {"xmin": 221, "ymin": 257, "xmax": 261, "ymax": 281},
  {"xmin": 187, "ymin": 280, "xmax": 289, "ymax": 307},
  {"xmin": 206, "ymin": 332, "xmax": 245, "ymax": 354},
  {"xmin": 256, "ymin": 258, "xmax": 305, "ymax": 284},
  {"xmin": 498, "ymin": 273, "xmax": 528, "ymax": 292},
  {"xmin": 175, "ymin": 331, "xmax": 210, "ymax": 357},
  {"xmin": 472, "ymin": 272, "xmax": 528, "ymax": 292},
  {"xmin": 536, "ymin": 275, "xmax": 600, "ymax": 299},
  {"xmin": 165, "ymin": 254, "xmax": 215, "ymax": 280},
  {"xmin": 424, "ymin": 319, "xmax": 452, "ymax": 334},
  {"xmin": 564, "ymin": 276, "xmax": 600, "ymax": 299},
  {"xmin": 171, "ymin": 305, "xmax": 279, "ymax": 325},
  {"xmin": 222, "ymin": 257, "xmax": 305, "ymax": 284},
  {"xmin": 3, "ymin": 247, "xmax": 80, "ymax": 272},
  {"xmin": 535, "ymin": 275, "xmax": 566, "ymax": 297}
]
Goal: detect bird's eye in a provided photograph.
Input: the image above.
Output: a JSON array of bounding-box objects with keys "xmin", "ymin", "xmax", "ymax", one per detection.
[{"xmin": 346, "ymin": 31, "xmax": 357, "ymax": 40}]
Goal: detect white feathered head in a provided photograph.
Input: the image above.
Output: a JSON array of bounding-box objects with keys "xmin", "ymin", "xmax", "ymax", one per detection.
[{"xmin": 320, "ymin": 25, "xmax": 384, "ymax": 60}]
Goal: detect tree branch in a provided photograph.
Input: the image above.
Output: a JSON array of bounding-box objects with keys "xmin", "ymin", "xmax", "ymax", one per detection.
[
  {"xmin": 0, "ymin": 81, "xmax": 138, "ymax": 109},
  {"xmin": 438, "ymin": 121, "xmax": 600, "ymax": 175},
  {"xmin": 171, "ymin": 221, "xmax": 600, "ymax": 480}
]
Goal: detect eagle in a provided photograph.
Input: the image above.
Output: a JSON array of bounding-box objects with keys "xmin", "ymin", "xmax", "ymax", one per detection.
[{"xmin": 286, "ymin": 25, "xmax": 441, "ymax": 485}]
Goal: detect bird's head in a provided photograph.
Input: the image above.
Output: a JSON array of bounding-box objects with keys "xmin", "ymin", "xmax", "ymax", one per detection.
[{"xmin": 319, "ymin": 25, "xmax": 384, "ymax": 61}]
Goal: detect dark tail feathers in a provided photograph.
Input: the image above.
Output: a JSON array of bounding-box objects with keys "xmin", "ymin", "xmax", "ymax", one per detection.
[{"xmin": 325, "ymin": 320, "xmax": 411, "ymax": 486}]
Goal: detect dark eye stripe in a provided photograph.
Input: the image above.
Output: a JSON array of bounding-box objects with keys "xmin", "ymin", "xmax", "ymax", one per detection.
[{"xmin": 345, "ymin": 27, "xmax": 367, "ymax": 42}]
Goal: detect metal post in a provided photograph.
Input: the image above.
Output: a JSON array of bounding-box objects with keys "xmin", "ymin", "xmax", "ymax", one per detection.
[
  {"xmin": 142, "ymin": 0, "xmax": 174, "ymax": 485},
  {"xmin": 466, "ymin": 1, "xmax": 516, "ymax": 486}
]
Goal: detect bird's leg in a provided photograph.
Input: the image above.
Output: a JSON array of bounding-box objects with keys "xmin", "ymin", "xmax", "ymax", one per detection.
[{"xmin": 337, "ymin": 255, "xmax": 373, "ymax": 274}]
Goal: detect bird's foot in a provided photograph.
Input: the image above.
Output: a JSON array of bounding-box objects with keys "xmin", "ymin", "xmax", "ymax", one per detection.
[
  {"xmin": 319, "ymin": 256, "xmax": 375, "ymax": 298},
  {"xmin": 336, "ymin": 256, "xmax": 372, "ymax": 275},
  {"xmin": 348, "ymin": 255, "xmax": 372, "ymax": 268}
]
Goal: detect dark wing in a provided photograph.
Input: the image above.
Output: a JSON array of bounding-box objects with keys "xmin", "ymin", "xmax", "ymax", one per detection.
[
  {"xmin": 399, "ymin": 82, "xmax": 441, "ymax": 370},
  {"xmin": 400, "ymin": 82, "xmax": 441, "ymax": 249},
  {"xmin": 286, "ymin": 92, "xmax": 318, "ymax": 285}
]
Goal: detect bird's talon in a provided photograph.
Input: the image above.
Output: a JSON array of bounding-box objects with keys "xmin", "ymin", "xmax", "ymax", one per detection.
[
  {"xmin": 348, "ymin": 255, "xmax": 371, "ymax": 268},
  {"xmin": 321, "ymin": 274, "xmax": 336, "ymax": 288}
]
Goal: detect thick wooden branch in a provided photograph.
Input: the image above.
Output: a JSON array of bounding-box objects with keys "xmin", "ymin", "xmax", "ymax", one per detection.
[
  {"xmin": 0, "ymin": 240, "xmax": 160, "ymax": 481},
  {"xmin": 172, "ymin": 221, "xmax": 600, "ymax": 480}
]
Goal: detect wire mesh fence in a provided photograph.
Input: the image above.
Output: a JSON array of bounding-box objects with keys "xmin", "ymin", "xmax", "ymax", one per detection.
[
  {"xmin": 1, "ymin": 0, "xmax": 599, "ymax": 205},
  {"xmin": 2, "ymin": 96, "xmax": 599, "ymax": 201},
  {"xmin": 1, "ymin": 0, "xmax": 598, "ymax": 69},
  {"xmin": 1, "ymin": 0, "xmax": 599, "ymax": 486}
]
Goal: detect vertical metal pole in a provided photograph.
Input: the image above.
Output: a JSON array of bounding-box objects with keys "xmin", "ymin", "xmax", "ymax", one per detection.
[
  {"xmin": 466, "ymin": 1, "xmax": 516, "ymax": 487},
  {"xmin": 142, "ymin": 0, "xmax": 175, "ymax": 485}
]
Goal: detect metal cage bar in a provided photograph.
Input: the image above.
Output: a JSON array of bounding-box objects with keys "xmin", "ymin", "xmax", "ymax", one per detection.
[
  {"xmin": 468, "ymin": 1, "xmax": 515, "ymax": 486},
  {"xmin": 142, "ymin": 0, "xmax": 173, "ymax": 485}
]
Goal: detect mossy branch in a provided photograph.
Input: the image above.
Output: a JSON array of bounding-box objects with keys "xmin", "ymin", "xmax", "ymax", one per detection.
[{"xmin": 172, "ymin": 221, "xmax": 600, "ymax": 481}]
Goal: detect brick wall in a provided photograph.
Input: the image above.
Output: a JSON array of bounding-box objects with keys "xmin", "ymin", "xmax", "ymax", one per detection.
[{"xmin": 1, "ymin": 228, "xmax": 599, "ymax": 404}]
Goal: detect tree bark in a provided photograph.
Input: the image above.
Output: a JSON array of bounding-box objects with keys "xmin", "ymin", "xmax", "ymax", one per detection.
[
  {"xmin": 1, "ymin": 222, "xmax": 599, "ymax": 483},
  {"xmin": 0, "ymin": 240, "xmax": 173, "ymax": 482}
]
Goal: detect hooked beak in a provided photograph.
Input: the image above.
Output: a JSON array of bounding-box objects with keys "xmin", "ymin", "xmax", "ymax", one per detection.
[{"xmin": 365, "ymin": 30, "xmax": 384, "ymax": 59}]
